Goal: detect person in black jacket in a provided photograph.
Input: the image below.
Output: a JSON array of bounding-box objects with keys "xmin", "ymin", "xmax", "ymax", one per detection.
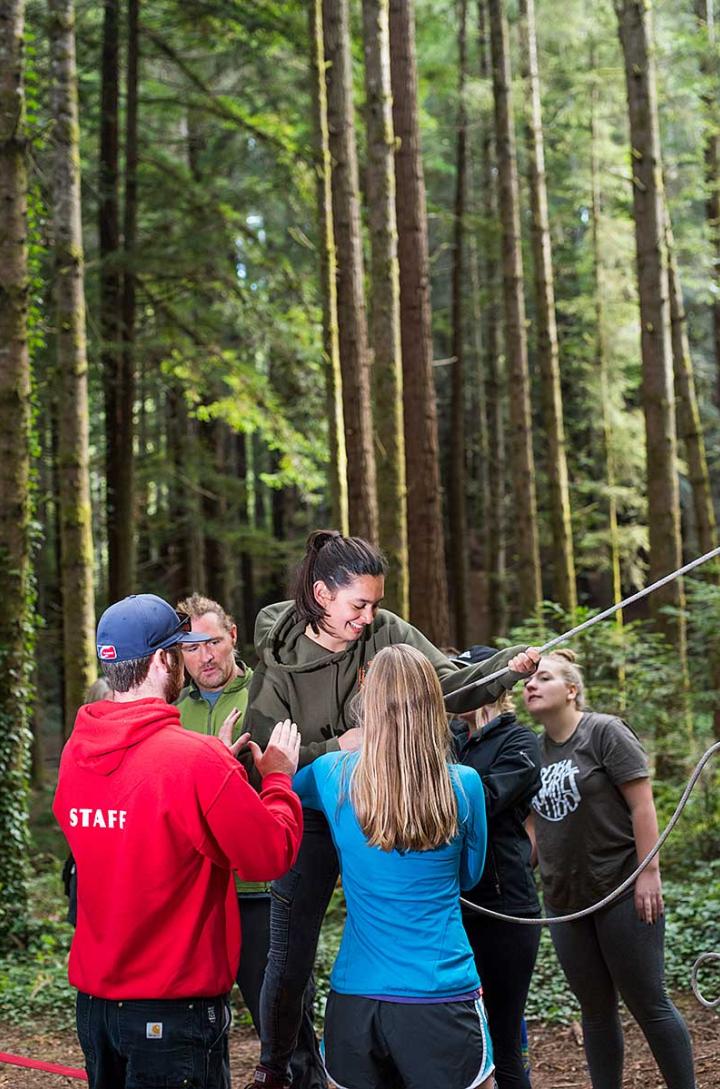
[{"xmin": 452, "ymin": 646, "xmax": 542, "ymax": 1089}]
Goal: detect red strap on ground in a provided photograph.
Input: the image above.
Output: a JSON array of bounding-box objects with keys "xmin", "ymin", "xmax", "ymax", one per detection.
[{"xmin": 0, "ymin": 1051, "xmax": 88, "ymax": 1080}]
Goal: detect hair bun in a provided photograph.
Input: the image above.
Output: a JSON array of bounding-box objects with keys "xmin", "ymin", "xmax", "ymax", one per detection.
[
  {"xmin": 306, "ymin": 529, "xmax": 342, "ymax": 554},
  {"xmin": 550, "ymin": 647, "xmax": 578, "ymax": 664}
]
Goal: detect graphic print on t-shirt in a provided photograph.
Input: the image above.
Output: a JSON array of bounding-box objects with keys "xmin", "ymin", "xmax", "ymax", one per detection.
[{"xmin": 532, "ymin": 759, "xmax": 581, "ymax": 822}]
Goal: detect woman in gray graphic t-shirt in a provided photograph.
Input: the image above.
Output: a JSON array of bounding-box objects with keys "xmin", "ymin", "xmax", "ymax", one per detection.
[{"xmin": 523, "ymin": 649, "xmax": 695, "ymax": 1089}]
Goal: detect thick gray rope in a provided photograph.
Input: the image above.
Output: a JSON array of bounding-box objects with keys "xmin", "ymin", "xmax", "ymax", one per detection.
[{"xmin": 446, "ymin": 544, "xmax": 720, "ymax": 705}]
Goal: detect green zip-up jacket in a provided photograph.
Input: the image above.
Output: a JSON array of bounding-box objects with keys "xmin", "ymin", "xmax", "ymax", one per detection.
[
  {"xmin": 176, "ymin": 665, "xmax": 253, "ymax": 741},
  {"xmin": 177, "ymin": 665, "xmax": 266, "ymax": 895},
  {"xmin": 245, "ymin": 602, "xmax": 528, "ymax": 772}
]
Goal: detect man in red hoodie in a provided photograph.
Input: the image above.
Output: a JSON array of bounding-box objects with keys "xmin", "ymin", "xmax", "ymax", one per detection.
[{"xmin": 54, "ymin": 594, "xmax": 304, "ymax": 1089}]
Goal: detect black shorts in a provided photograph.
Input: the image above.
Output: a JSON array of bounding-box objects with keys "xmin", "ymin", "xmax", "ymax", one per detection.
[{"xmin": 321, "ymin": 991, "xmax": 494, "ymax": 1089}]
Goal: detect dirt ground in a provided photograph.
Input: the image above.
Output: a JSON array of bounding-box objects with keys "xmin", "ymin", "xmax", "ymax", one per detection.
[{"xmin": 1, "ymin": 994, "xmax": 717, "ymax": 1088}]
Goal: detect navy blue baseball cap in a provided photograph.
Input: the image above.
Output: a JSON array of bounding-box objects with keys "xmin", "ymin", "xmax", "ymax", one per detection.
[{"xmin": 96, "ymin": 594, "xmax": 211, "ymax": 662}]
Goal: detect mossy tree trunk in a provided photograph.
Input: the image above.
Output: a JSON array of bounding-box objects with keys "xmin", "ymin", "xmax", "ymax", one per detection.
[
  {"xmin": 519, "ymin": 0, "xmax": 576, "ymax": 614},
  {"xmin": 664, "ymin": 206, "xmax": 717, "ymax": 559},
  {"xmin": 322, "ymin": 0, "xmax": 378, "ymax": 543},
  {"xmin": 100, "ymin": 0, "xmax": 133, "ymax": 600},
  {"xmin": 488, "ymin": 0, "xmax": 542, "ymax": 618},
  {"xmin": 615, "ymin": 0, "xmax": 686, "ymax": 771},
  {"xmin": 49, "ymin": 0, "xmax": 96, "ymax": 731},
  {"xmin": 309, "ymin": 0, "xmax": 348, "ymax": 535},
  {"xmin": 694, "ymin": 0, "xmax": 720, "ymax": 410},
  {"xmin": 389, "ymin": 0, "xmax": 450, "ymax": 644},
  {"xmin": 590, "ymin": 56, "xmax": 625, "ymax": 700},
  {"xmin": 478, "ymin": 0, "xmax": 507, "ymax": 638},
  {"xmin": 0, "ymin": 0, "xmax": 33, "ymax": 948},
  {"xmin": 449, "ymin": 0, "xmax": 469, "ymax": 646},
  {"xmin": 362, "ymin": 0, "xmax": 408, "ymax": 615}
]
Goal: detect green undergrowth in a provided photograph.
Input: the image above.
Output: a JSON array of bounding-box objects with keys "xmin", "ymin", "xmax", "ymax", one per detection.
[{"xmin": 525, "ymin": 859, "xmax": 720, "ymax": 1024}]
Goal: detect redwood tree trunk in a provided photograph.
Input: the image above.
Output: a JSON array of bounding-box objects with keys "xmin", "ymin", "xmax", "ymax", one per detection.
[
  {"xmin": 49, "ymin": 0, "xmax": 97, "ymax": 727},
  {"xmin": 322, "ymin": 0, "xmax": 378, "ymax": 542},
  {"xmin": 389, "ymin": 0, "xmax": 450, "ymax": 643},
  {"xmin": 488, "ymin": 0, "xmax": 542, "ymax": 617},
  {"xmin": 478, "ymin": 0, "xmax": 507, "ymax": 638},
  {"xmin": 615, "ymin": 0, "xmax": 684, "ymax": 624},
  {"xmin": 363, "ymin": 0, "xmax": 409, "ymax": 615},
  {"xmin": 694, "ymin": 0, "xmax": 720, "ymax": 409},
  {"xmin": 100, "ymin": 0, "xmax": 133, "ymax": 599},
  {"xmin": 519, "ymin": 0, "xmax": 576, "ymax": 614},
  {"xmin": 309, "ymin": 0, "xmax": 348, "ymax": 534},
  {"xmin": 449, "ymin": 0, "xmax": 470, "ymax": 646},
  {"xmin": 0, "ymin": 0, "xmax": 33, "ymax": 946},
  {"xmin": 615, "ymin": 0, "xmax": 686, "ymax": 768},
  {"xmin": 664, "ymin": 205, "xmax": 717, "ymax": 558}
]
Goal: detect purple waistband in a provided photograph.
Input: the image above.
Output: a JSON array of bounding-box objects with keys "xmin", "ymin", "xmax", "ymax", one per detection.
[{"xmin": 363, "ymin": 988, "xmax": 482, "ymax": 1005}]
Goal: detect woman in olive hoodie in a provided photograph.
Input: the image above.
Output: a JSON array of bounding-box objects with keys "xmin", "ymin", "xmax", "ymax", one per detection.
[{"xmin": 245, "ymin": 530, "xmax": 538, "ymax": 1089}]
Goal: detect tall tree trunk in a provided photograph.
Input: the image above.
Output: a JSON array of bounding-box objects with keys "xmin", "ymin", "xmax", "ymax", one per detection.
[
  {"xmin": 615, "ymin": 0, "xmax": 686, "ymax": 770},
  {"xmin": 590, "ymin": 58, "xmax": 625, "ymax": 703},
  {"xmin": 389, "ymin": 0, "xmax": 450, "ymax": 643},
  {"xmin": 49, "ymin": 0, "xmax": 97, "ymax": 727},
  {"xmin": 202, "ymin": 419, "xmax": 231, "ymax": 607},
  {"xmin": 166, "ymin": 383, "xmax": 205, "ymax": 601},
  {"xmin": 615, "ymin": 0, "xmax": 684, "ymax": 625},
  {"xmin": 478, "ymin": 0, "xmax": 507, "ymax": 638},
  {"xmin": 694, "ymin": 0, "xmax": 720, "ymax": 408},
  {"xmin": 322, "ymin": 0, "xmax": 378, "ymax": 542},
  {"xmin": 236, "ymin": 432, "xmax": 256, "ymax": 647},
  {"xmin": 488, "ymin": 0, "xmax": 542, "ymax": 617},
  {"xmin": 120, "ymin": 0, "xmax": 138, "ymax": 572},
  {"xmin": 519, "ymin": 0, "xmax": 576, "ymax": 614},
  {"xmin": 664, "ymin": 205, "xmax": 718, "ymax": 557},
  {"xmin": 362, "ymin": 0, "xmax": 409, "ymax": 615},
  {"xmin": 0, "ymin": 0, "xmax": 32, "ymax": 947},
  {"xmin": 100, "ymin": 0, "xmax": 133, "ymax": 599},
  {"xmin": 309, "ymin": 0, "xmax": 348, "ymax": 534},
  {"xmin": 449, "ymin": 0, "xmax": 470, "ymax": 645}
]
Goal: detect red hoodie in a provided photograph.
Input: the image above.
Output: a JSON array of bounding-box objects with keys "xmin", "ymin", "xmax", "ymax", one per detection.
[{"xmin": 53, "ymin": 698, "xmax": 303, "ymax": 999}]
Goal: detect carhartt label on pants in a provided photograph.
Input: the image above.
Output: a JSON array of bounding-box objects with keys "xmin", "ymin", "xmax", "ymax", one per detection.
[
  {"xmin": 146, "ymin": 1022, "xmax": 163, "ymax": 1039},
  {"xmin": 208, "ymin": 1005, "xmax": 216, "ymax": 1023}
]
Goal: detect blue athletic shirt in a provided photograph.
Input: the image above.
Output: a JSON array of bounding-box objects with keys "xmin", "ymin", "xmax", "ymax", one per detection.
[{"xmin": 293, "ymin": 752, "xmax": 487, "ymax": 999}]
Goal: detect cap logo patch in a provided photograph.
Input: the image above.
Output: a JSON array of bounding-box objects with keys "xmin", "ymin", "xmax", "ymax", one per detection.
[{"xmin": 98, "ymin": 644, "xmax": 117, "ymax": 660}]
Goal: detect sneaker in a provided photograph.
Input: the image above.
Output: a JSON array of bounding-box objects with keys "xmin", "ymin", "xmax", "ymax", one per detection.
[{"xmin": 244, "ymin": 1066, "xmax": 291, "ymax": 1089}]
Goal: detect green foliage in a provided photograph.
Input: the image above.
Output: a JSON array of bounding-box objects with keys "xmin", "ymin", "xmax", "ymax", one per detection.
[{"xmin": 0, "ymin": 867, "xmax": 76, "ymax": 1030}]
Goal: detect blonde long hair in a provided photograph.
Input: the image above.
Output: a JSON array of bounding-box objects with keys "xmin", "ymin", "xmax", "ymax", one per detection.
[{"xmin": 350, "ymin": 644, "xmax": 458, "ymax": 852}]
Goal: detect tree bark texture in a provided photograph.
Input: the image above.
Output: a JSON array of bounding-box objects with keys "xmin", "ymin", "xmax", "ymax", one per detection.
[
  {"xmin": 166, "ymin": 383, "xmax": 205, "ymax": 601},
  {"xmin": 664, "ymin": 207, "xmax": 717, "ymax": 557},
  {"xmin": 615, "ymin": 0, "xmax": 685, "ymax": 656},
  {"xmin": 488, "ymin": 0, "xmax": 542, "ymax": 617},
  {"xmin": 119, "ymin": 0, "xmax": 138, "ymax": 574},
  {"xmin": 309, "ymin": 0, "xmax": 348, "ymax": 535},
  {"xmin": 519, "ymin": 0, "xmax": 576, "ymax": 614},
  {"xmin": 202, "ymin": 418, "xmax": 231, "ymax": 608},
  {"xmin": 49, "ymin": 0, "xmax": 97, "ymax": 727},
  {"xmin": 362, "ymin": 0, "xmax": 409, "ymax": 616},
  {"xmin": 322, "ymin": 0, "xmax": 378, "ymax": 543},
  {"xmin": 694, "ymin": 0, "xmax": 720, "ymax": 409},
  {"xmin": 478, "ymin": 0, "xmax": 507, "ymax": 638},
  {"xmin": 590, "ymin": 62, "xmax": 625, "ymax": 701},
  {"xmin": 389, "ymin": 0, "xmax": 450, "ymax": 644},
  {"xmin": 449, "ymin": 0, "xmax": 469, "ymax": 646},
  {"xmin": 0, "ymin": 0, "xmax": 32, "ymax": 946},
  {"xmin": 100, "ymin": 0, "xmax": 133, "ymax": 600}
]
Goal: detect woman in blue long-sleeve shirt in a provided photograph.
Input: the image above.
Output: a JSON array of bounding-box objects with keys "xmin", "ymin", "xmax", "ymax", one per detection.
[{"xmin": 293, "ymin": 643, "xmax": 495, "ymax": 1089}]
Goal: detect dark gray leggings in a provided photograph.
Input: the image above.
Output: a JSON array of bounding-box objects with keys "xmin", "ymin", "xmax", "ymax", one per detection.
[{"xmin": 549, "ymin": 893, "xmax": 695, "ymax": 1089}]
